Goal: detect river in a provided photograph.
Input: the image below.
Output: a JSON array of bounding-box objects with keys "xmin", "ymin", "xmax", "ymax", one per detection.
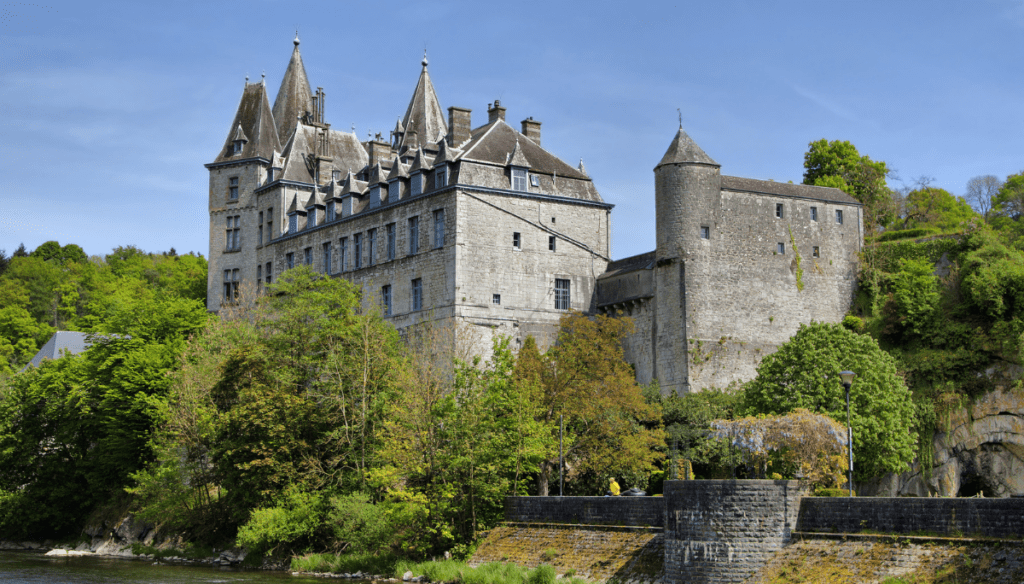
[{"xmin": 0, "ymin": 551, "xmax": 330, "ymax": 584}]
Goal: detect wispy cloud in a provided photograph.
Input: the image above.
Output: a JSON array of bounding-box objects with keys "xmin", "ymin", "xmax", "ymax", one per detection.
[{"xmin": 790, "ymin": 84, "xmax": 859, "ymax": 123}]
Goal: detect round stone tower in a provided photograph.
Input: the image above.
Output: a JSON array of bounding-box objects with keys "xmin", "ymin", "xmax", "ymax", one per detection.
[{"xmin": 652, "ymin": 128, "xmax": 720, "ymax": 395}]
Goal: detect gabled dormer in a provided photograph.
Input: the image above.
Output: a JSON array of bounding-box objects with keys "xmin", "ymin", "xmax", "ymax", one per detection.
[
  {"xmin": 286, "ymin": 195, "xmax": 307, "ymax": 234},
  {"xmin": 407, "ymin": 147, "xmax": 432, "ymax": 197},
  {"xmin": 433, "ymin": 139, "xmax": 459, "ymax": 190},
  {"xmin": 231, "ymin": 123, "xmax": 249, "ymax": 155},
  {"xmin": 305, "ymin": 192, "xmax": 326, "ymax": 229},
  {"xmin": 508, "ymin": 139, "xmax": 531, "ymax": 192},
  {"xmin": 367, "ymin": 162, "xmax": 387, "ymax": 210},
  {"xmin": 340, "ymin": 171, "xmax": 367, "ymax": 216},
  {"xmin": 386, "ymin": 156, "xmax": 409, "ymax": 204}
]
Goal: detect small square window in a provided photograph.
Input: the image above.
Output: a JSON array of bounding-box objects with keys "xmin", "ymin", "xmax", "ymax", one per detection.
[
  {"xmin": 551, "ymin": 217, "xmax": 556, "ymax": 224},
  {"xmin": 513, "ymin": 232, "xmax": 521, "ymax": 250},
  {"xmin": 530, "ymin": 174, "xmax": 540, "ymax": 187},
  {"xmin": 493, "ymin": 294, "xmax": 501, "ymax": 305},
  {"xmin": 812, "ymin": 246, "xmax": 820, "ymax": 258},
  {"xmin": 700, "ymin": 226, "xmax": 710, "ymax": 239},
  {"xmin": 777, "ymin": 242, "xmax": 785, "ymax": 254},
  {"xmin": 775, "ymin": 203, "xmax": 784, "ymax": 219},
  {"xmin": 810, "ymin": 206, "xmax": 818, "ymax": 221},
  {"xmin": 549, "ymin": 236, "xmax": 556, "ymax": 251},
  {"xmin": 836, "ymin": 210, "xmax": 844, "ymax": 224}
]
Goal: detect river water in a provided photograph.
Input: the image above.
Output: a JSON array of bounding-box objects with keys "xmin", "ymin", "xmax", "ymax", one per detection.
[{"xmin": 0, "ymin": 551, "xmax": 328, "ymax": 584}]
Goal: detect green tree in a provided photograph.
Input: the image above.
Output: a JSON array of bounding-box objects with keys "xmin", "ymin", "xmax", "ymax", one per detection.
[
  {"xmin": 658, "ymin": 388, "xmax": 744, "ymax": 479},
  {"xmin": 888, "ymin": 258, "xmax": 940, "ymax": 340},
  {"xmin": 993, "ymin": 172, "xmax": 1024, "ymax": 221},
  {"xmin": 803, "ymin": 139, "xmax": 893, "ymax": 229},
  {"xmin": 30, "ymin": 241, "xmax": 87, "ymax": 266},
  {"xmin": 899, "ymin": 187, "xmax": 978, "ymax": 230},
  {"xmin": 743, "ymin": 322, "xmax": 917, "ymax": 479}
]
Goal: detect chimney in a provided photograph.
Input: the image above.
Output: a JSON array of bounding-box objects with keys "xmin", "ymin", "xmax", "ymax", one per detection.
[
  {"xmin": 521, "ymin": 117, "xmax": 541, "ymax": 146},
  {"xmin": 366, "ymin": 139, "xmax": 392, "ymax": 167},
  {"xmin": 448, "ymin": 106, "xmax": 472, "ymax": 147},
  {"xmin": 487, "ymin": 99, "xmax": 506, "ymax": 124}
]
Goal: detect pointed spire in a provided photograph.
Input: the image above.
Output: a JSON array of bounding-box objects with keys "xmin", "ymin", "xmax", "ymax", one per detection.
[
  {"xmin": 408, "ymin": 147, "xmax": 432, "ymax": 173},
  {"xmin": 399, "ymin": 56, "xmax": 447, "ymax": 151},
  {"xmin": 656, "ymin": 127, "xmax": 719, "ymax": 169},
  {"xmin": 508, "ymin": 139, "xmax": 530, "ymax": 168},
  {"xmin": 578, "ymin": 158, "xmax": 587, "ymax": 176},
  {"xmin": 212, "ymin": 82, "xmax": 282, "ymax": 164},
  {"xmin": 341, "ymin": 171, "xmax": 367, "ymax": 196},
  {"xmin": 435, "ymin": 138, "xmax": 459, "ymax": 164},
  {"xmin": 273, "ymin": 36, "xmax": 314, "ymax": 145},
  {"xmin": 368, "ymin": 161, "xmax": 386, "ymax": 186},
  {"xmin": 386, "ymin": 156, "xmax": 409, "ymax": 180}
]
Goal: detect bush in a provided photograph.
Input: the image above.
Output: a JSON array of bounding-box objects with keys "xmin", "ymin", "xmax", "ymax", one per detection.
[
  {"xmin": 842, "ymin": 315, "xmax": 865, "ymax": 333},
  {"xmin": 814, "ymin": 487, "xmax": 855, "ymax": 497},
  {"xmin": 236, "ymin": 487, "xmax": 328, "ymax": 555},
  {"xmin": 527, "ymin": 565, "xmax": 556, "ymax": 584},
  {"xmin": 329, "ymin": 492, "xmax": 394, "ymax": 554}
]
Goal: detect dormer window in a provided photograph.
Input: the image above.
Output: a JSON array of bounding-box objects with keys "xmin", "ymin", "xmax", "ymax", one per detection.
[
  {"xmin": 511, "ymin": 168, "xmax": 528, "ymax": 192},
  {"xmin": 411, "ymin": 172, "xmax": 423, "ymax": 197},
  {"xmin": 268, "ymin": 168, "xmax": 276, "ymax": 183},
  {"xmin": 388, "ymin": 180, "xmax": 400, "ymax": 202},
  {"xmin": 232, "ymin": 140, "xmax": 244, "ymax": 154},
  {"xmin": 333, "ymin": 170, "xmax": 341, "ymax": 182},
  {"xmin": 306, "ymin": 207, "xmax": 318, "ymax": 228},
  {"xmin": 435, "ymin": 166, "xmax": 447, "ymax": 189},
  {"xmin": 530, "ymin": 174, "xmax": 541, "ymax": 187},
  {"xmin": 327, "ymin": 202, "xmax": 336, "ymax": 222},
  {"xmin": 288, "ymin": 213, "xmax": 298, "ymax": 234}
]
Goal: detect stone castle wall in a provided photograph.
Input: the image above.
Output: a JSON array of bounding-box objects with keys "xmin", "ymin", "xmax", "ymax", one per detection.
[
  {"xmin": 207, "ymin": 161, "xmax": 267, "ymax": 312},
  {"xmin": 505, "ymin": 496, "xmax": 665, "ymax": 527},
  {"xmin": 798, "ymin": 496, "xmax": 1024, "ymax": 538}
]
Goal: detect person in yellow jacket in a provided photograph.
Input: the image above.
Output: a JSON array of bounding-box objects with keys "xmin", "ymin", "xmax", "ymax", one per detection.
[{"xmin": 607, "ymin": 477, "xmax": 621, "ymax": 496}]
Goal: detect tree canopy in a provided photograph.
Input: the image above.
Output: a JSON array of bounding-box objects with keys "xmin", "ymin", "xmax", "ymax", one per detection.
[{"xmin": 803, "ymin": 139, "xmax": 893, "ymax": 229}]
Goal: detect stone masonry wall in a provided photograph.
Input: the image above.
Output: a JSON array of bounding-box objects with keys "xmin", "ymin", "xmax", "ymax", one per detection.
[
  {"xmin": 664, "ymin": 480, "xmax": 805, "ymax": 584},
  {"xmin": 797, "ymin": 496, "xmax": 1024, "ymax": 538},
  {"xmin": 505, "ymin": 496, "xmax": 665, "ymax": 527}
]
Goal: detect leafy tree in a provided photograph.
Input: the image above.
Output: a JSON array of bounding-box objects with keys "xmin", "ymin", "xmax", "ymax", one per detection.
[
  {"xmin": 803, "ymin": 139, "xmax": 893, "ymax": 228},
  {"xmin": 656, "ymin": 388, "xmax": 743, "ymax": 479},
  {"xmin": 30, "ymin": 241, "xmax": 87, "ymax": 266},
  {"xmin": 965, "ymin": 175, "xmax": 1003, "ymax": 221},
  {"xmin": 899, "ymin": 187, "xmax": 978, "ymax": 230},
  {"xmin": 0, "ymin": 249, "xmax": 8, "ymax": 278},
  {"xmin": 12, "ymin": 243, "xmax": 28, "ymax": 258},
  {"xmin": 993, "ymin": 172, "xmax": 1024, "ymax": 221},
  {"xmin": 887, "ymin": 258, "xmax": 940, "ymax": 340},
  {"xmin": 743, "ymin": 322, "xmax": 917, "ymax": 479}
]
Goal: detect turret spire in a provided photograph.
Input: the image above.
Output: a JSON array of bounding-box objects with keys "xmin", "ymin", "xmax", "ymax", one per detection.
[
  {"xmin": 399, "ymin": 56, "xmax": 447, "ymax": 151},
  {"xmin": 272, "ymin": 36, "xmax": 314, "ymax": 144}
]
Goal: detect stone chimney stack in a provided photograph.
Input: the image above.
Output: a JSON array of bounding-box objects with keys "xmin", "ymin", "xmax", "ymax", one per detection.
[
  {"xmin": 448, "ymin": 106, "xmax": 472, "ymax": 147},
  {"xmin": 487, "ymin": 99, "xmax": 506, "ymax": 124},
  {"xmin": 521, "ymin": 117, "xmax": 541, "ymax": 146},
  {"xmin": 366, "ymin": 139, "xmax": 392, "ymax": 167}
]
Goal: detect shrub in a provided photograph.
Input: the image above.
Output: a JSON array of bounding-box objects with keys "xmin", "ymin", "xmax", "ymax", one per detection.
[
  {"xmin": 527, "ymin": 565, "xmax": 556, "ymax": 584},
  {"xmin": 236, "ymin": 487, "xmax": 328, "ymax": 555},
  {"xmin": 842, "ymin": 315, "xmax": 865, "ymax": 333},
  {"xmin": 328, "ymin": 492, "xmax": 394, "ymax": 554},
  {"xmin": 814, "ymin": 487, "xmax": 855, "ymax": 497}
]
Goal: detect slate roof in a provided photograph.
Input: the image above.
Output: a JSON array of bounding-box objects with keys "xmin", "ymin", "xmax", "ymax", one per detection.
[
  {"xmin": 211, "ymin": 82, "xmax": 282, "ymax": 164},
  {"xmin": 721, "ymin": 176, "xmax": 860, "ymax": 205},
  {"xmin": 26, "ymin": 331, "xmax": 91, "ymax": 369},
  {"xmin": 460, "ymin": 119, "xmax": 591, "ymax": 182},
  {"xmin": 279, "ymin": 124, "xmax": 368, "ymax": 184},
  {"xmin": 508, "ymin": 139, "xmax": 531, "ymax": 167},
  {"xmin": 386, "ymin": 157, "xmax": 409, "ymax": 180},
  {"xmin": 399, "ymin": 61, "xmax": 447, "ymax": 151},
  {"xmin": 408, "ymin": 147, "xmax": 433, "ymax": 173},
  {"xmin": 598, "ymin": 251, "xmax": 655, "ymax": 280},
  {"xmin": 272, "ymin": 39, "xmax": 314, "ymax": 144},
  {"xmin": 656, "ymin": 128, "xmax": 718, "ymax": 168}
]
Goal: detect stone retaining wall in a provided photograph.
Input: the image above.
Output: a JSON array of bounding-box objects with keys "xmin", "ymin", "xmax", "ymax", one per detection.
[
  {"xmin": 505, "ymin": 496, "xmax": 665, "ymax": 527},
  {"xmin": 798, "ymin": 496, "xmax": 1024, "ymax": 538}
]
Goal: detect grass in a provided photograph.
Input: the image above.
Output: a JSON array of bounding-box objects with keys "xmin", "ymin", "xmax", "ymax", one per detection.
[
  {"xmin": 291, "ymin": 551, "xmax": 400, "ymax": 575},
  {"xmin": 293, "ymin": 554, "xmax": 588, "ymax": 584}
]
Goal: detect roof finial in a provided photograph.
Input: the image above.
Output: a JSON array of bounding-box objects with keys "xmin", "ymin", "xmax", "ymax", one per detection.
[
  {"xmin": 245, "ymin": 73, "xmax": 249, "ymax": 83},
  {"xmin": 293, "ymin": 30, "xmax": 300, "ymax": 46},
  {"xmin": 421, "ymin": 48, "xmax": 429, "ymax": 69},
  {"xmin": 678, "ymin": 108, "xmax": 682, "ymax": 129},
  {"xmin": 261, "ymin": 70, "xmax": 265, "ymax": 81}
]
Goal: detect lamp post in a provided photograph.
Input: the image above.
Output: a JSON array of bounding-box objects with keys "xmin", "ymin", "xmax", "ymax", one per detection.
[{"xmin": 839, "ymin": 370, "xmax": 857, "ymax": 498}]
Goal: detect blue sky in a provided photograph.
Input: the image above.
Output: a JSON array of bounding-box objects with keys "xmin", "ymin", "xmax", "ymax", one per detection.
[{"xmin": 1, "ymin": 0, "xmax": 1022, "ymax": 260}]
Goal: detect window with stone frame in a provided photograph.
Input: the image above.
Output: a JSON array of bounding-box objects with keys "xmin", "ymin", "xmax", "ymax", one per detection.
[
  {"xmin": 387, "ymin": 223, "xmax": 396, "ymax": 261},
  {"xmin": 340, "ymin": 237, "xmax": 348, "ymax": 272},
  {"xmin": 257, "ymin": 265, "xmax": 262, "ymax": 291},
  {"xmin": 354, "ymin": 234, "xmax": 362, "ymax": 269},
  {"xmin": 225, "ymin": 215, "xmax": 241, "ymax": 250},
  {"xmin": 222, "ymin": 268, "xmax": 239, "ymax": 302},
  {"xmin": 513, "ymin": 232, "xmax": 521, "ymax": 250},
  {"xmin": 700, "ymin": 226, "xmax": 710, "ymax": 239},
  {"xmin": 382, "ymin": 284, "xmax": 392, "ymax": 316},
  {"xmin": 493, "ymin": 294, "xmax": 501, "ymax": 305},
  {"xmin": 368, "ymin": 229, "xmax": 377, "ymax": 266},
  {"xmin": 322, "ymin": 242, "xmax": 332, "ymax": 274},
  {"xmin": 307, "ymin": 207, "xmax": 318, "ymax": 229},
  {"xmin": 554, "ymin": 278, "xmax": 570, "ymax": 310},
  {"xmin": 433, "ymin": 209, "xmax": 445, "ymax": 249},
  {"xmin": 267, "ymin": 208, "xmax": 273, "ymax": 241},
  {"xmin": 265, "ymin": 262, "xmax": 272, "ymax": 284},
  {"xmin": 435, "ymin": 166, "xmax": 447, "ymax": 189},
  {"xmin": 810, "ymin": 206, "xmax": 818, "ymax": 221},
  {"xmin": 836, "ymin": 209, "xmax": 844, "ymax": 224},
  {"xmin": 288, "ymin": 213, "xmax": 298, "ymax": 234},
  {"xmin": 411, "ymin": 172, "xmax": 423, "ymax": 197},
  {"xmin": 408, "ymin": 216, "xmax": 419, "ymax": 254},
  {"xmin": 304, "ymin": 247, "xmax": 312, "ymax": 266},
  {"xmin": 229, "ymin": 177, "xmax": 239, "ymax": 200},
  {"xmin": 777, "ymin": 242, "xmax": 785, "ymax": 254},
  {"xmin": 812, "ymin": 246, "xmax": 820, "ymax": 258},
  {"xmin": 512, "ymin": 168, "xmax": 528, "ymax": 191},
  {"xmin": 287, "ymin": 253, "xmax": 295, "ymax": 270},
  {"xmin": 389, "ymin": 180, "xmax": 400, "ymax": 202},
  {"xmin": 549, "ymin": 236, "xmax": 556, "ymax": 251},
  {"xmin": 327, "ymin": 202, "xmax": 336, "ymax": 222},
  {"xmin": 411, "ymin": 278, "xmax": 422, "ymax": 312},
  {"xmin": 775, "ymin": 203, "xmax": 784, "ymax": 219}
]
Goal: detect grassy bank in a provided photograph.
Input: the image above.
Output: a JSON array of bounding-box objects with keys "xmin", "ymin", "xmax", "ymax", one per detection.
[{"xmin": 291, "ymin": 554, "xmax": 589, "ymax": 584}]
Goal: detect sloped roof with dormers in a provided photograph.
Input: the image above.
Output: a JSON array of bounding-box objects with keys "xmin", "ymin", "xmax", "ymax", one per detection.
[
  {"xmin": 278, "ymin": 124, "xmax": 368, "ymax": 184},
  {"xmin": 211, "ymin": 81, "xmax": 282, "ymax": 164}
]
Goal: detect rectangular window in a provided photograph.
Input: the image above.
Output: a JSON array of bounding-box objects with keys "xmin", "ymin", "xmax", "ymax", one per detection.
[
  {"xmin": 433, "ymin": 209, "xmax": 445, "ymax": 248},
  {"xmin": 354, "ymin": 234, "xmax": 362, "ymax": 269},
  {"xmin": 232, "ymin": 269, "xmax": 239, "ymax": 298},
  {"xmin": 810, "ymin": 206, "xmax": 818, "ymax": 221},
  {"xmin": 513, "ymin": 232, "xmax": 521, "ymax": 250},
  {"xmin": 493, "ymin": 294, "xmax": 501, "ymax": 305},
  {"xmin": 775, "ymin": 203, "xmax": 784, "ymax": 219},
  {"xmin": 512, "ymin": 168, "xmax": 528, "ymax": 191},
  {"xmin": 387, "ymin": 223, "xmax": 396, "ymax": 261},
  {"xmin": 412, "ymin": 278, "xmax": 422, "ymax": 312},
  {"xmin": 368, "ymin": 229, "xmax": 377, "ymax": 266},
  {"xmin": 268, "ymin": 168, "xmax": 275, "ymax": 182},
  {"xmin": 287, "ymin": 252, "xmax": 294, "ymax": 270},
  {"xmin": 388, "ymin": 181, "xmax": 399, "ymax": 202},
  {"xmin": 265, "ymin": 262, "xmax": 272, "ymax": 284},
  {"xmin": 340, "ymin": 238, "xmax": 348, "ymax": 272},
  {"xmin": 223, "ymin": 270, "xmax": 231, "ymax": 301},
  {"xmin": 258, "ymin": 212, "xmax": 264, "ymax": 244},
  {"xmin": 288, "ymin": 214, "xmax": 297, "ymax": 234},
  {"xmin": 812, "ymin": 246, "xmax": 820, "ymax": 258},
  {"xmin": 554, "ymin": 278, "xmax": 570, "ymax": 310},
  {"xmin": 549, "ymin": 236, "xmax": 556, "ymax": 251},
  {"xmin": 225, "ymin": 216, "xmax": 240, "ymax": 250},
  {"xmin": 381, "ymin": 285, "xmax": 392, "ymax": 316},
  {"xmin": 411, "ymin": 173, "xmax": 423, "ymax": 197},
  {"xmin": 256, "ymin": 265, "xmax": 262, "ymax": 290},
  {"xmin": 836, "ymin": 209, "xmax": 844, "ymax": 224},
  {"xmin": 304, "ymin": 247, "xmax": 312, "ymax": 265},
  {"xmin": 777, "ymin": 242, "xmax": 785, "ymax": 254},
  {"xmin": 435, "ymin": 167, "xmax": 447, "ymax": 189},
  {"xmin": 229, "ymin": 177, "xmax": 239, "ymax": 200},
  {"xmin": 322, "ymin": 242, "xmax": 332, "ymax": 274},
  {"xmin": 327, "ymin": 203, "xmax": 336, "ymax": 222},
  {"xmin": 530, "ymin": 174, "xmax": 540, "ymax": 187},
  {"xmin": 700, "ymin": 226, "xmax": 710, "ymax": 239},
  {"xmin": 267, "ymin": 208, "xmax": 273, "ymax": 241},
  {"xmin": 408, "ymin": 216, "xmax": 419, "ymax": 254}
]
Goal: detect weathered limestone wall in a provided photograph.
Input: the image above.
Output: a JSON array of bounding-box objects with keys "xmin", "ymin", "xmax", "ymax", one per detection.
[
  {"xmin": 664, "ymin": 480, "xmax": 805, "ymax": 584},
  {"xmin": 505, "ymin": 496, "xmax": 665, "ymax": 527},
  {"xmin": 798, "ymin": 496, "xmax": 1024, "ymax": 538},
  {"xmin": 207, "ymin": 161, "xmax": 267, "ymax": 312}
]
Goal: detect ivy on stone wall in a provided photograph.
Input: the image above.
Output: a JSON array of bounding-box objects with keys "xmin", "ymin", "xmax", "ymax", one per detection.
[{"xmin": 789, "ymin": 226, "xmax": 804, "ymax": 292}]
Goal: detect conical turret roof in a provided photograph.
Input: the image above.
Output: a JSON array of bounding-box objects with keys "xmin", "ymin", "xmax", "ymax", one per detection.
[
  {"xmin": 656, "ymin": 128, "xmax": 718, "ymax": 169},
  {"xmin": 399, "ymin": 58, "xmax": 447, "ymax": 151},
  {"xmin": 211, "ymin": 82, "xmax": 281, "ymax": 164},
  {"xmin": 272, "ymin": 38, "xmax": 314, "ymax": 145}
]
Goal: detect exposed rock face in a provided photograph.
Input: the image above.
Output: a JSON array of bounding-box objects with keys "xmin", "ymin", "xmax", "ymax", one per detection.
[{"xmin": 860, "ymin": 387, "xmax": 1024, "ymax": 497}]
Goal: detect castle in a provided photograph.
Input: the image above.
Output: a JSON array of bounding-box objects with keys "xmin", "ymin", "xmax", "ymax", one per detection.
[{"xmin": 206, "ymin": 38, "xmax": 863, "ymax": 395}]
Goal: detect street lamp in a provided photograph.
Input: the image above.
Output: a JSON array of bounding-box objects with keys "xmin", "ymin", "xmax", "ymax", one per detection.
[{"xmin": 839, "ymin": 370, "xmax": 857, "ymax": 498}]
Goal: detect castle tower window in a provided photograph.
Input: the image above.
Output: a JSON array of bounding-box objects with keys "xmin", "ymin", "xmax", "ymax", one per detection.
[
  {"xmin": 225, "ymin": 216, "xmax": 241, "ymax": 250},
  {"xmin": 512, "ymin": 168, "xmax": 528, "ymax": 191},
  {"xmin": 267, "ymin": 208, "xmax": 273, "ymax": 240},
  {"xmin": 327, "ymin": 202, "xmax": 336, "ymax": 222},
  {"xmin": 258, "ymin": 212, "xmax": 264, "ymax": 245},
  {"xmin": 549, "ymin": 236, "xmax": 556, "ymax": 251},
  {"xmin": 412, "ymin": 278, "xmax": 422, "ymax": 311},
  {"xmin": 287, "ymin": 252, "xmax": 295, "ymax": 270},
  {"xmin": 810, "ymin": 206, "xmax": 818, "ymax": 221},
  {"xmin": 408, "ymin": 216, "xmax": 419, "ymax": 254},
  {"xmin": 513, "ymin": 232, "xmax": 521, "ymax": 250},
  {"xmin": 812, "ymin": 246, "xmax": 820, "ymax": 258},
  {"xmin": 368, "ymin": 229, "xmax": 377, "ymax": 266},
  {"xmin": 700, "ymin": 226, "xmax": 710, "ymax": 239},
  {"xmin": 223, "ymin": 270, "xmax": 231, "ymax": 301},
  {"xmin": 554, "ymin": 278, "xmax": 571, "ymax": 310},
  {"xmin": 304, "ymin": 247, "xmax": 312, "ymax": 265},
  {"xmin": 411, "ymin": 172, "xmax": 423, "ymax": 197},
  {"xmin": 777, "ymin": 242, "xmax": 785, "ymax": 254},
  {"xmin": 435, "ymin": 166, "xmax": 447, "ymax": 189},
  {"xmin": 322, "ymin": 242, "xmax": 332, "ymax": 274},
  {"xmin": 354, "ymin": 234, "xmax": 362, "ymax": 269},
  {"xmin": 775, "ymin": 203, "xmax": 784, "ymax": 219},
  {"xmin": 267, "ymin": 168, "xmax": 275, "ymax": 182},
  {"xmin": 433, "ymin": 209, "xmax": 445, "ymax": 248},
  {"xmin": 257, "ymin": 265, "xmax": 262, "ymax": 290},
  {"xmin": 387, "ymin": 223, "xmax": 396, "ymax": 261},
  {"xmin": 306, "ymin": 207, "xmax": 318, "ymax": 229},
  {"xmin": 340, "ymin": 237, "xmax": 348, "ymax": 272},
  {"xmin": 836, "ymin": 209, "xmax": 844, "ymax": 224},
  {"xmin": 229, "ymin": 177, "xmax": 239, "ymax": 200},
  {"xmin": 265, "ymin": 262, "xmax": 272, "ymax": 284},
  {"xmin": 382, "ymin": 284, "xmax": 392, "ymax": 316},
  {"xmin": 493, "ymin": 294, "xmax": 501, "ymax": 305}
]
